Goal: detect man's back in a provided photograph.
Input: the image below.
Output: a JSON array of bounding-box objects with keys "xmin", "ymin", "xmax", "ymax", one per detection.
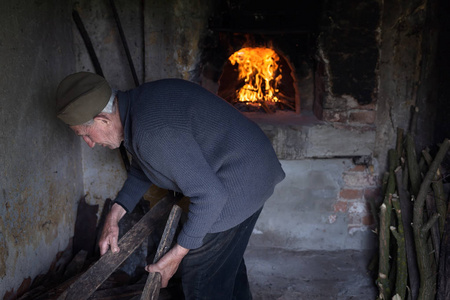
[{"xmin": 118, "ymin": 78, "xmax": 285, "ymax": 248}]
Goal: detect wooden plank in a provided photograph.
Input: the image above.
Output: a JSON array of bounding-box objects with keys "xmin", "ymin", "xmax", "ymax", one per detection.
[
  {"xmin": 89, "ymin": 283, "xmax": 145, "ymax": 299},
  {"xmin": 56, "ymin": 194, "xmax": 178, "ymax": 300},
  {"xmin": 141, "ymin": 205, "xmax": 182, "ymax": 300},
  {"xmin": 63, "ymin": 250, "xmax": 88, "ymax": 280}
]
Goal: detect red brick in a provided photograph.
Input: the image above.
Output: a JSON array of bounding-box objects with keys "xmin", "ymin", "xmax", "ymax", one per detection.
[
  {"xmin": 348, "ymin": 110, "xmax": 376, "ymax": 124},
  {"xmin": 343, "ymin": 172, "xmax": 377, "ymax": 187},
  {"xmin": 348, "ymin": 214, "xmax": 362, "ymax": 226},
  {"xmin": 347, "ymin": 201, "xmax": 369, "ymax": 226},
  {"xmin": 344, "ymin": 96, "xmax": 359, "ymax": 108},
  {"xmin": 348, "ymin": 165, "xmax": 366, "ymax": 172},
  {"xmin": 339, "ymin": 189, "xmax": 363, "ymax": 200},
  {"xmin": 334, "ymin": 200, "xmax": 348, "ymax": 212},
  {"xmin": 347, "ymin": 97, "xmax": 377, "ymax": 110},
  {"xmin": 361, "ymin": 102, "xmax": 377, "ymax": 110},
  {"xmin": 362, "ymin": 214, "xmax": 375, "ymax": 226},
  {"xmin": 332, "ymin": 123, "xmax": 376, "ymax": 132},
  {"xmin": 323, "ymin": 110, "xmax": 347, "ymax": 123}
]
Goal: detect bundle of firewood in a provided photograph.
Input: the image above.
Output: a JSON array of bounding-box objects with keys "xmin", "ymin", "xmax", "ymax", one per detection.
[{"xmin": 374, "ymin": 121, "xmax": 450, "ymax": 300}]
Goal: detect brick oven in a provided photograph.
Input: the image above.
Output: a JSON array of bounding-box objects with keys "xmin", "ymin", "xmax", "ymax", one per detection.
[
  {"xmin": 192, "ymin": 0, "xmax": 380, "ymax": 242},
  {"xmin": 83, "ymin": 0, "xmax": 381, "ymax": 275},
  {"xmin": 77, "ymin": 1, "xmax": 383, "ymax": 296},
  {"xmin": 199, "ymin": 0, "xmax": 320, "ymax": 116}
]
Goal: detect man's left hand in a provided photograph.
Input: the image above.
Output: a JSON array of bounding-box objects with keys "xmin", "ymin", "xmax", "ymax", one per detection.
[
  {"xmin": 145, "ymin": 243, "xmax": 189, "ymax": 287},
  {"xmin": 99, "ymin": 203, "xmax": 126, "ymax": 256}
]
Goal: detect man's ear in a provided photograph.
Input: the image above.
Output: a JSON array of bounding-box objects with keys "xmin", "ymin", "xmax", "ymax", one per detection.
[{"xmin": 93, "ymin": 114, "xmax": 111, "ymax": 125}]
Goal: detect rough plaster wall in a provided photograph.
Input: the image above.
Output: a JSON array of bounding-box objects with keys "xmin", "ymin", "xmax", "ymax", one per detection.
[
  {"xmin": 73, "ymin": 0, "xmax": 145, "ymax": 206},
  {"xmin": 80, "ymin": 144, "xmax": 127, "ymax": 205},
  {"xmin": 250, "ymin": 160, "xmax": 376, "ymax": 251},
  {"xmin": 74, "ymin": 0, "xmax": 144, "ymax": 88},
  {"xmin": 375, "ymin": 0, "xmax": 433, "ymax": 171},
  {"xmin": 413, "ymin": 0, "xmax": 440, "ymax": 152},
  {"xmin": 0, "ymin": 0, "xmax": 83, "ymax": 296},
  {"xmin": 144, "ymin": 0, "xmax": 214, "ymax": 82}
]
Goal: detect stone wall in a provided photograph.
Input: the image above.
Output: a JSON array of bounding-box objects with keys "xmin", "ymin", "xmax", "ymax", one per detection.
[
  {"xmin": 144, "ymin": 0, "xmax": 214, "ymax": 82},
  {"xmin": 0, "ymin": 0, "xmax": 82, "ymax": 297}
]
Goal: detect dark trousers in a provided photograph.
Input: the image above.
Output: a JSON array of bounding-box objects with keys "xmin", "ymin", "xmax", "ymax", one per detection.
[{"xmin": 179, "ymin": 207, "xmax": 263, "ymax": 300}]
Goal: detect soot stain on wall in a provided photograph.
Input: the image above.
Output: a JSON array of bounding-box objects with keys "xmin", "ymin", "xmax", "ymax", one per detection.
[{"xmin": 319, "ymin": 0, "xmax": 380, "ymax": 104}]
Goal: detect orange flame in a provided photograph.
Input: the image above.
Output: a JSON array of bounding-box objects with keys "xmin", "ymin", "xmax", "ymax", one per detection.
[{"xmin": 229, "ymin": 47, "xmax": 282, "ymax": 105}]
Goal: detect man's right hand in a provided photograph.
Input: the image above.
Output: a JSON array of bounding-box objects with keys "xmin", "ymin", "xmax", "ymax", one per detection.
[{"xmin": 99, "ymin": 203, "xmax": 126, "ymax": 256}]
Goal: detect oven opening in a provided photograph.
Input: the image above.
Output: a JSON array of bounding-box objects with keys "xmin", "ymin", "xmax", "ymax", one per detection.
[{"xmin": 218, "ymin": 46, "xmax": 299, "ymax": 114}]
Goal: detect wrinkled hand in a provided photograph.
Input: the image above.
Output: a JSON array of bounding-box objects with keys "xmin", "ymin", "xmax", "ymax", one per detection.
[
  {"xmin": 146, "ymin": 243, "xmax": 189, "ymax": 288},
  {"xmin": 99, "ymin": 203, "xmax": 126, "ymax": 256}
]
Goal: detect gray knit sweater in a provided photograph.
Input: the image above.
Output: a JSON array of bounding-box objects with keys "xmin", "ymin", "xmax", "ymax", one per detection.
[{"xmin": 115, "ymin": 79, "xmax": 285, "ymax": 249}]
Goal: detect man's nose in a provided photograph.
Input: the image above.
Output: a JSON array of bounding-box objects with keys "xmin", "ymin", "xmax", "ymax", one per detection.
[{"xmin": 82, "ymin": 136, "xmax": 95, "ymax": 148}]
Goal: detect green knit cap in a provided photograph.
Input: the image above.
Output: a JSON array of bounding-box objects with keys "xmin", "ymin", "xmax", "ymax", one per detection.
[{"xmin": 56, "ymin": 72, "xmax": 111, "ymax": 126}]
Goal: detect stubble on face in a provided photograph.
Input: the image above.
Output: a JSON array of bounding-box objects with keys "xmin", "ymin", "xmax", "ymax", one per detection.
[{"xmin": 71, "ymin": 118, "xmax": 122, "ymax": 149}]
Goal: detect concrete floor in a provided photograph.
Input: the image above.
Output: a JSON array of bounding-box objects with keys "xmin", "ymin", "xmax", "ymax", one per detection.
[{"xmin": 245, "ymin": 247, "xmax": 377, "ymax": 300}]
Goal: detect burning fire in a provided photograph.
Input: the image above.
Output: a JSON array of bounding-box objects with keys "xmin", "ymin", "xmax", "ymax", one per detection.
[{"xmin": 229, "ymin": 47, "xmax": 282, "ymax": 105}]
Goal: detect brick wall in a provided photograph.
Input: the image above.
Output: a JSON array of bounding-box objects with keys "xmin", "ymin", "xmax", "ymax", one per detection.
[{"xmin": 333, "ymin": 163, "xmax": 380, "ymax": 235}]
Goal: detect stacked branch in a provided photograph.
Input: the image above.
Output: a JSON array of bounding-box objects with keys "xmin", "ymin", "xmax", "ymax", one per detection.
[
  {"xmin": 377, "ymin": 150, "xmax": 398, "ymax": 299},
  {"xmin": 375, "ymin": 108, "xmax": 449, "ymax": 300},
  {"xmin": 391, "ymin": 193, "xmax": 408, "ymax": 300},
  {"xmin": 411, "ymin": 139, "xmax": 449, "ymax": 299}
]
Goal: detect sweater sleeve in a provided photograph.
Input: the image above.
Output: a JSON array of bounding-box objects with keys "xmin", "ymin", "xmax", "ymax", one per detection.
[
  {"xmin": 137, "ymin": 128, "xmax": 229, "ymax": 249},
  {"xmin": 114, "ymin": 159, "xmax": 153, "ymax": 213}
]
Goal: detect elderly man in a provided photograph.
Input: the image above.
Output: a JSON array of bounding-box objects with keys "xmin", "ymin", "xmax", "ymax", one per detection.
[{"xmin": 56, "ymin": 72, "xmax": 285, "ymax": 299}]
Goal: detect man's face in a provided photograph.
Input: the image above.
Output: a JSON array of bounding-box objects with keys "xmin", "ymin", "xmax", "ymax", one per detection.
[{"xmin": 71, "ymin": 118, "xmax": 122, "ymax": 149}]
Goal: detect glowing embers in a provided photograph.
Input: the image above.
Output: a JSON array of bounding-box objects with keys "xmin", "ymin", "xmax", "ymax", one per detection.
[{"xmin": 219, "ymin": 47, "xmax": 296, "ymax": 113}]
